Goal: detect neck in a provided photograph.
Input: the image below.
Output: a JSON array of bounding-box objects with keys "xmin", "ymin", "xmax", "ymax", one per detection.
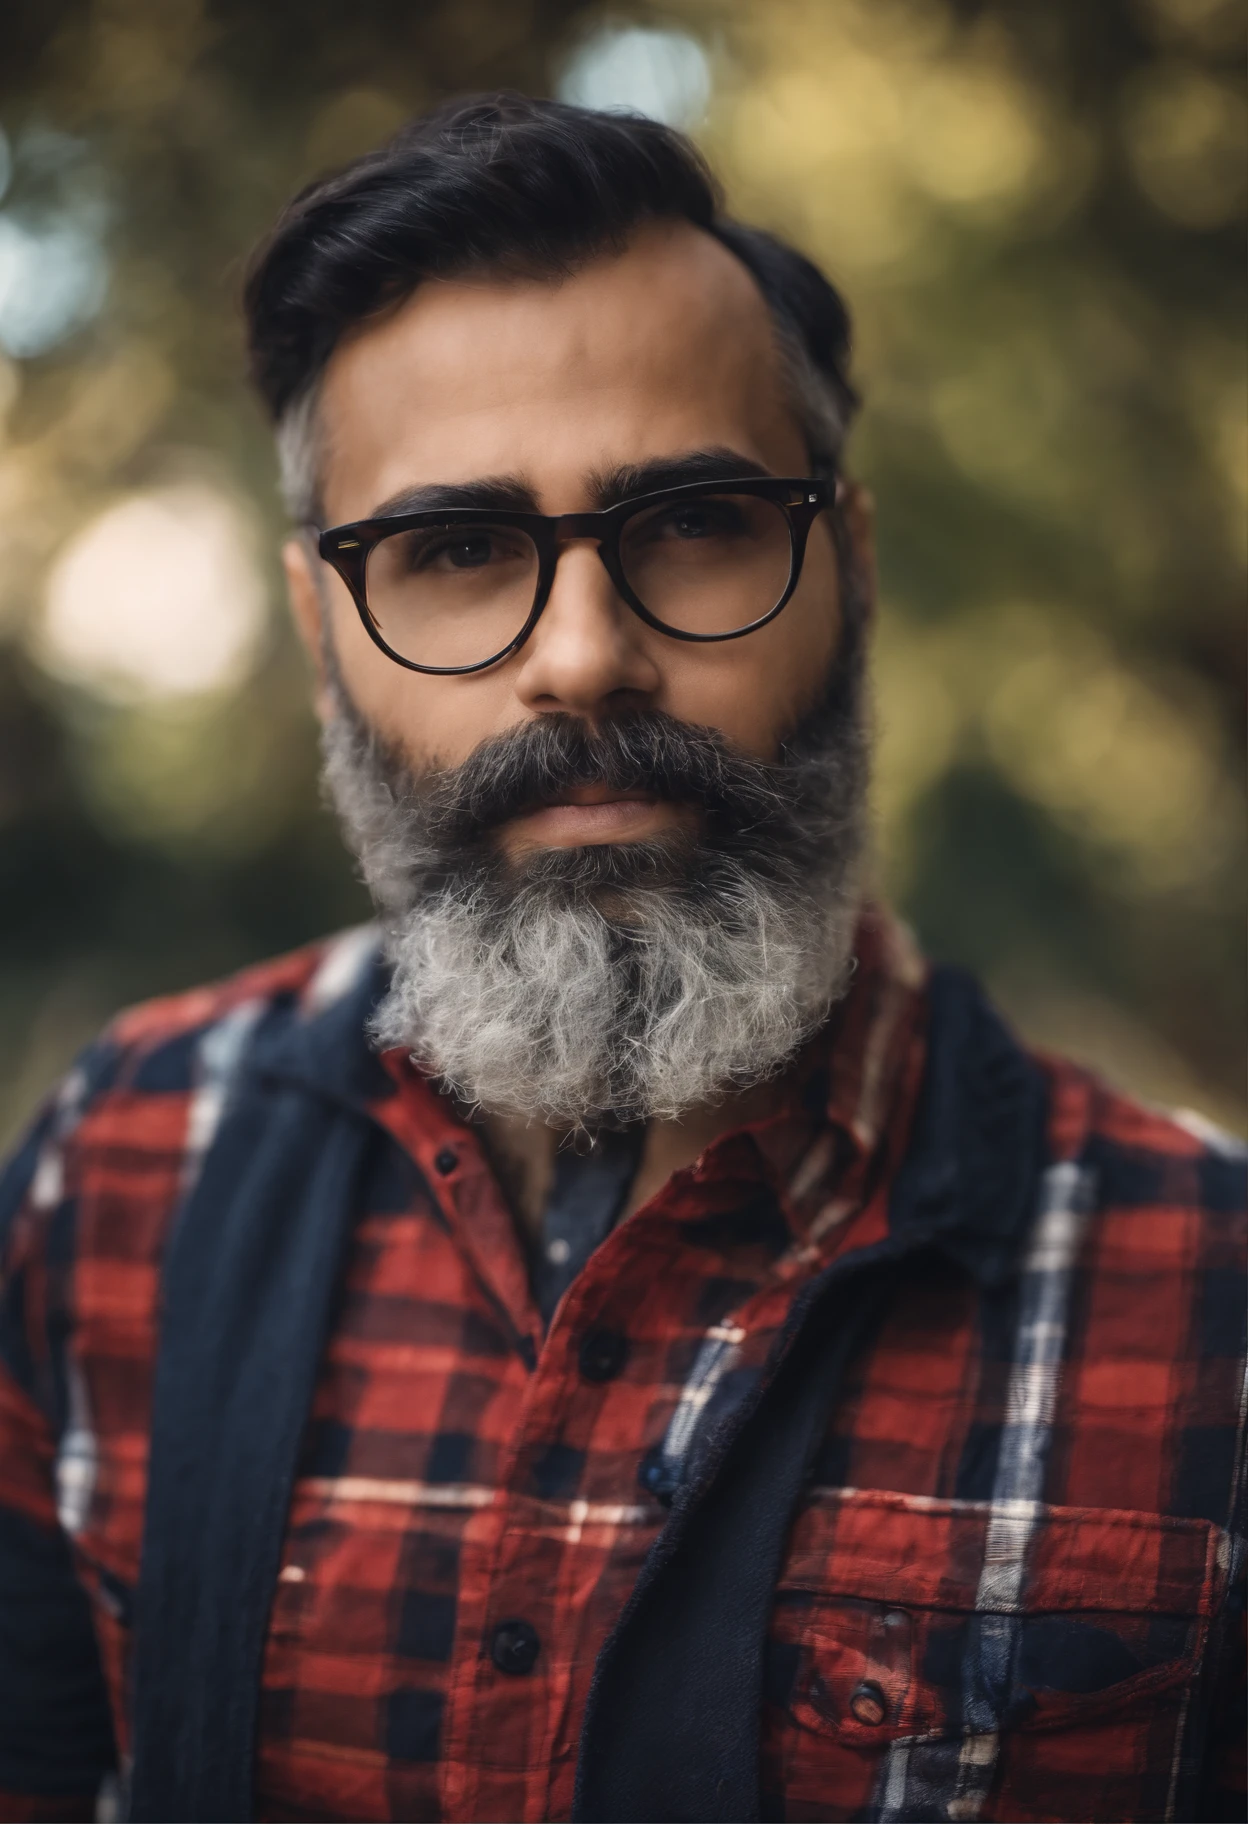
[{"xmin": 478, "ymin": 1071, "xmax": 793, "ymax": 1247}]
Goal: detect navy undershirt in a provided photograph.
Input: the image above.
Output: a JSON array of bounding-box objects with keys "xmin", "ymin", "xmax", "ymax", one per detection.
[{"xmin": 531, "ymin": 1127, "xmax": 645, "ymax": 1328}]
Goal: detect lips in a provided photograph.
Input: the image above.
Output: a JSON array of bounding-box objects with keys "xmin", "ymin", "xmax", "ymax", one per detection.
[
  {"xmin": 502, "ymin": 793, "xmax": 677, "ymax": 849},
  {"xmin": 500, "ymin": 779, "xmax": 658, "ymax": 825},
  {"xmin": 414, "ymin": 709, "xmax": 776, "ymax": 854},
  {"xmin": 491, "ymin": 776, "xmax": 701, "ymax": 854},
  {"xmin": 552, "ymin": 783, "xmax": 658, "ymax": 809}
]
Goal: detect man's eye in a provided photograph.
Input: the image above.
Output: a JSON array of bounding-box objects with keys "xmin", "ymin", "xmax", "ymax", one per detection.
[
  {"xmin": 437, "ymin": 535, "xmax": 495, "ymax": 568},
  {"xmin": 402, "ymin": 529, "xmax": 524, "ymax": 573},
  {"xmin": 653, "ymin": 502, "xmax": 744, "ymax": 541}
]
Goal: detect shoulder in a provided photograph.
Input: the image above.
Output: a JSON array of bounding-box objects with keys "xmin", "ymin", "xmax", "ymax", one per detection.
[
  {"xmin": 1, "ymin": 927, "xmax": 379, "ymax": 1233},
  {"xmin": 1041, "ymin": 1050, "xmax": 1246, "ymax": 1271},
  {"xmin": 106, "ymin": 925, "xmax": 378, "ymax": 1066},
  {"xmin": 1037, "ymin": 1054, "xmax": 1246, "ymax": 1525},
  {"xmin": 0, "ymin": 929, "xmax": 381, "ymax": 1432},
  {"xmin": 1043, "ymin": 1052, "xmax": 1246, "ymax": 1230}
]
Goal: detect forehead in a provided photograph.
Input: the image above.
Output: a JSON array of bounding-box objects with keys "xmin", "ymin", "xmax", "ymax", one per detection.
[{"xmin": 316, "ymin": 221, "xmax": 804, "ymax": 518}]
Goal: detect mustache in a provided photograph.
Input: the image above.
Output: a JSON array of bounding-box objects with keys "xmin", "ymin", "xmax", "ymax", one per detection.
[{"xmin": 383, "ymin": 708, "xmax": 834, "ymax": 867}]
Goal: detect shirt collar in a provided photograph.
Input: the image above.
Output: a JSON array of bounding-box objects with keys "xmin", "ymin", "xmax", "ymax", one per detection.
[
  {"xmin": 680, "ymin": 906, "xmax": 928, "ymax": 1253},
  {"xmin": 248, "ymin": 910, "xmax": 1041, "ymax": 1289},
  {"xmin": 662, "ymin": 911, "xmax": 1045, "ymax": 1289},
  {"xmin": 244, "ymin": 925, "xmax": 394, "ymax": 1110}
]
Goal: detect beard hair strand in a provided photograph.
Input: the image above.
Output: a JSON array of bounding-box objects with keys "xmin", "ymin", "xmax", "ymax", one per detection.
[{"xmin": 320, "ymin": 640, "xmax": 870, "ymax": 1130}]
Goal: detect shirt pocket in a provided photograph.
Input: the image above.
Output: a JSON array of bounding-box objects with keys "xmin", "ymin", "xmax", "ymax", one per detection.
[{"xmin": 763, "ymin": 1488, "xmax": 1229, "ymax": 1823}]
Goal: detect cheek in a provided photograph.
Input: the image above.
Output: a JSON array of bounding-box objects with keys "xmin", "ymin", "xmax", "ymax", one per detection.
[
  {"xmin": 781, "ymin": 521, "xmax": 843, "ymax": 688},
  {"xmin": 326, "ymin": 584, "xmax": 520, "ymax": 769},
  {"xmin": 663, "ymin": 539, "xmax": 840, "ymax": 759}
]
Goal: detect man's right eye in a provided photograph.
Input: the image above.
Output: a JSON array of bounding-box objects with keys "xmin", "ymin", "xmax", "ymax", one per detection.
[{"xmin": 425, "ymin": 533, "xmax": 496, "ymax": 570}]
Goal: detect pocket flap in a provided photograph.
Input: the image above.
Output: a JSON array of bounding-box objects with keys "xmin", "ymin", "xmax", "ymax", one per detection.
[{"xmin": 770, "ymin": 1489, "xmax": 1227, "ymax": 1745}]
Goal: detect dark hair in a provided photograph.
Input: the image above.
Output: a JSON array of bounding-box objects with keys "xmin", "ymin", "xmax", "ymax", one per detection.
[{"xmin": 244, "ymin": 93, "xmax": 858, "ymax": 495}]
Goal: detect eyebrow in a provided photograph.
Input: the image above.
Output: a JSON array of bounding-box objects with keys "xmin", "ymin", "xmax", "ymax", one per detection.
[
  {"xmin": 360, "ymin": 448, "xmax": 776, "ymax": 525},
  {"xmin": 589, "ymin": 448, "xmax": 774, "ymax": 509},
  {"xmin": 366, "ymin": 475, "xmax": 539, "ymax": 520}
]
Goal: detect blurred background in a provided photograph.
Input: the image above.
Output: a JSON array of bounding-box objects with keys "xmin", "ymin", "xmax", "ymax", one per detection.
[{"xmin": 0, "ymin": 0, "xmax": 1243, "ymax": 1144}]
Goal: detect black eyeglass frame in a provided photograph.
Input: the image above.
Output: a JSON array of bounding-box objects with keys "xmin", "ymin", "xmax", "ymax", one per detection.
[{"xmin": 316, "ymin": 474, "xmax": 839, "ymax": 676}]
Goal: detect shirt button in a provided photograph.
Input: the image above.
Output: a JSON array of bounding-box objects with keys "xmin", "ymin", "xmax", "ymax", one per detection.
[
  {"xmin": 433, "ymin": 1147, "xmax": 458, "ymax": 1175},
  {"xmin": 849, "ymin": 1679, "xmax": 889, "ymax": 1727},
  {"xmin": 578, "ymin": 1327, "xmax": 629, "ymax": 1383},
  {"xmin": 490, "ymin": 1618, "xmax": 540, "ymax": 1676}
]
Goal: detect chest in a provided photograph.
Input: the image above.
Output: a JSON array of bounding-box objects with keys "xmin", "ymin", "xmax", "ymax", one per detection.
[{"xmin": 71, "ymin": 1164, "xmax": 1230, "ymax": 1823}]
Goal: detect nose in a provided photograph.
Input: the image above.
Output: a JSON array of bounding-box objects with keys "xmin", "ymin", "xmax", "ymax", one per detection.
[{"xmin": 511, "ymin": 538, "xmax": 663, "ymax": 722}]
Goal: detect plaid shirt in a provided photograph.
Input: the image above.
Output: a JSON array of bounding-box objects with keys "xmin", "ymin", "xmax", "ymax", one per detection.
[{"xmin": 0, "ymin": 911, "xmax": 1242, "ymax": 1823}]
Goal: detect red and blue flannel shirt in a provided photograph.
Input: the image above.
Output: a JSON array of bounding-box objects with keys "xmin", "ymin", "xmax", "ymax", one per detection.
[{"xmin": 0, "ymin": 909, "xmax": 1243, "ymax": 1822}]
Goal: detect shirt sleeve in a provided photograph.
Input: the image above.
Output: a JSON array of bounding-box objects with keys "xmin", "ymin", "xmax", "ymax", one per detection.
[{"xmin": 0, "ymin": 1084, "xmax": 118, "ymax": 1817}]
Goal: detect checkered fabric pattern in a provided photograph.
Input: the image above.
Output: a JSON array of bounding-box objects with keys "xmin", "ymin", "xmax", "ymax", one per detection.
[{"xmin": 0, "ymin": 910, "xmax": 1242, "ymax": 1823}]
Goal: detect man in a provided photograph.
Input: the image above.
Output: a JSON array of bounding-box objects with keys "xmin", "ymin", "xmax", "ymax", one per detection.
[{"xmin": 0, "ymin": 94, "xmax": 1242, "ymax": 1824}]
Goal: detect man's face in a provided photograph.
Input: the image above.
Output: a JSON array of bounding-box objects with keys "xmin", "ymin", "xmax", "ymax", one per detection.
[{"xmin": 287, "ymin": 220, "xmax": 850, "ymax": 858}]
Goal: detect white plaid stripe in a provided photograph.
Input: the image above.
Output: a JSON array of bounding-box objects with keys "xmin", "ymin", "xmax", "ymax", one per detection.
[
  {"xmin": 301, "ymin": 922, "xmax": 378, "ymax": 1015},
  {"xmin": 180, "ymin": 997, "xmax": 265, "ymax": 1190},
  {"xmin": 28, "ymin": 1063, "xmax": 99, "ymax": 1532},
  {"xmin": 182, "ymin": 929, "xmax": 378, "ymax": 1192},
  {"xmin": 652, "ymin": 1321, "xmax": 748, "ymax": 1487},
  {"xmin": 50, "ymin": 998, "xmax": 269, "ymax": 1535},
  {"xmin": 876, "ymin": 1160, "xmax": 1095, "ymax": 1823},
  {"xmin": 29, "ymin": 1062, "xmax": 91, "ymax": 1212},
  {"xmin": 1171, "ymin": 1107, "xmax": 1248, "ymax": 1160},
  {"xmin": 54, "ymin": 1355, "xmax": 97, "ymax": 1537}
]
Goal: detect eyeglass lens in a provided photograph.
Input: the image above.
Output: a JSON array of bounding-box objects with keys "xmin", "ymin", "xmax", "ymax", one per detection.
[{"xmin": 362, "ymin": 492, "xmax": 796, "ymax": 669}]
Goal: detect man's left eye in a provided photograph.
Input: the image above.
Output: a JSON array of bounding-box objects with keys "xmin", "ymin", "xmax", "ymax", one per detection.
[
  {"xmin": 446, "ymin": 536, "xmax": 493, "ymax": 566},
  {"xmin": 664, "ymin": 504, "xmax": 740, "ymax": 539}
]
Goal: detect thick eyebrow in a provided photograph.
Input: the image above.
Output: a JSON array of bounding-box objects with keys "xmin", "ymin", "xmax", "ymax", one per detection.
[
  {"xmin": 590, "ymin": 448, "xmax": 774, "ymax": 509},
  {"xmin": 358, "ymin": 448, "xmax": 775, "ymax": 525},
  {"xmin": 364, "ymin": 474, "xmax": 539, "ymax": 521}
]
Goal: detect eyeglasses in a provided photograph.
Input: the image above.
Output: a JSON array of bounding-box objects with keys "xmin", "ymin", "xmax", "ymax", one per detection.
[{"xmin": 317, "ymin": 474, "xmax": 838, "ymax": 675}]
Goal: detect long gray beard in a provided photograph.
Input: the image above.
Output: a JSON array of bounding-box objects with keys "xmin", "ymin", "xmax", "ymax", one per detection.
[{"xmin": 321, "ymin": 657, "xmax": 870, "ymax": 1129}]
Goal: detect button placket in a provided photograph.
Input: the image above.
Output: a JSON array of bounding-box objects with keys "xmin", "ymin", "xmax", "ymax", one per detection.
[{"xmin": 450, "ymin": 1237, "xmax": 673, "ymax": 1815}]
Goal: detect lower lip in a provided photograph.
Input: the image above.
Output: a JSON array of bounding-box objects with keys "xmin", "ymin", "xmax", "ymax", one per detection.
[{"xmin": 503, "ymin": 798, "xmax": 672, "ymax": 848}]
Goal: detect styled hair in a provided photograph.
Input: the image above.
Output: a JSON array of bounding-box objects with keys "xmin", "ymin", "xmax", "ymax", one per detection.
[{"xmin": 244, "ymin": 92, "xmax": 860, "ymax": 523}]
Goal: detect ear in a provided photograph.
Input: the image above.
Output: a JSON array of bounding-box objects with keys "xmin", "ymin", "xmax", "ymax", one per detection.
[
  {"xmin": 283, "ymin": 536, "xmax": 336, "ymax": 724},
  {"xmin": 839, "ymin": 479, "xmax": 877, "ymax": 620}
]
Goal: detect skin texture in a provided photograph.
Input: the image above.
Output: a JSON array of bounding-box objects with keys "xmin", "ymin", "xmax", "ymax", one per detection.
[{"xmin": 284, "ymin": 219, "xmax": 874, "ymax": 1230}]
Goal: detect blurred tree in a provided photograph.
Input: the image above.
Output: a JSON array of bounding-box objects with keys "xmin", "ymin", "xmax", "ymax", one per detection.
[
  {"xmin": 695, "ymin": 0, "xmax": 1246, "ymax": 1116},
  {"xmin": 0, "ymin": 0, "xmax": 1242, "ymax": 1142}
]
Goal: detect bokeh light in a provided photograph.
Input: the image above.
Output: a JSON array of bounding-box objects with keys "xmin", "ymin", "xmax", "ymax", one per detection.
[
  {"xmin": 558, "ymin": 24, "xmax": 712, "ymax": 126},
  {"xmin": 38, "ymin": 483, "xmax": 265, "ymax": 700},
  {"xmin": 0, "ymin": 125, "xmax": 109, "ymax": 359}
]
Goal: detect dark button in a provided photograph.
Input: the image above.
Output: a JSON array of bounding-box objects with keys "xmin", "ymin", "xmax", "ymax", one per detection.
[
  {"xmin": 638, "ymin": 1444, "xmax": 677, "ymax": 1507},
  {"xmin": 490, "ymin": 1618, "xmax": 540, "ymax": 1676},
  {"xmin": 848, "ymin": 1679, "xmax": 888, "ymax": 1727},
  {"xmin": 434, "ymin": 1147, "xmax": 458, "ymax": 1176},
  {"xmin": 578, "ymin": 1327, "xmax": 629, "ymax": 1383}
]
